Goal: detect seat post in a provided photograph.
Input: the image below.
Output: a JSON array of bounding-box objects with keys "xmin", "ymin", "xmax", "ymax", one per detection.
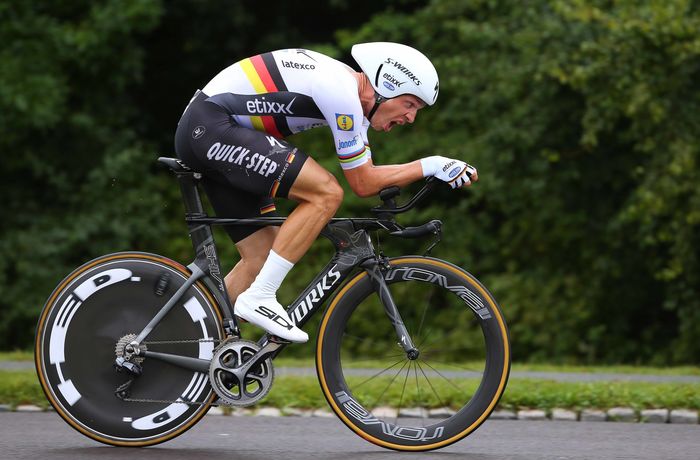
[
  {"xmin": 157, "ymin": 157, "xmax": 208, "ymax": 218},
  {"xmin": 174, "ymin": 172, "xmax": 216, "ymax": 257},
  {"xmin": 175, "ymin": 172, "xmax": 206, "ymax": 217},
  {"xmin": 175, "ymin": 172, "xmax": 220, "ymax": 271},
  {"xmin": 158, "ymin": 157, "xmax": 214, "ymax": 263},
  {"xmin": 157, "ymin": 157, "xmax": 238, "ymax": 335}
]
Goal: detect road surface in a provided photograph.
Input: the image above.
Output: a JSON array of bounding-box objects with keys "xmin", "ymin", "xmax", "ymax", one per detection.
[{"xmin": 0, "ymin": 412, "xmax": 698, "ymax": 460}]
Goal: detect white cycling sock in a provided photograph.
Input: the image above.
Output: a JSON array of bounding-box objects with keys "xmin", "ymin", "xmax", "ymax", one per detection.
[{"xmin": 248, "ymin": 250, "xmax": 294, "ymax": 298}]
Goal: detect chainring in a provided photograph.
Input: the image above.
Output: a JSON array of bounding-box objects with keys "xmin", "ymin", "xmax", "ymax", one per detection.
[{"xmin": 209, "ymin": 339, "xmax": 274, "ymax": 407}]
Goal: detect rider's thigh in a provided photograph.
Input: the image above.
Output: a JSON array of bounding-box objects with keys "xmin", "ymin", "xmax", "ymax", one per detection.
[
  {"xmin": 288, "ymin": 156, "xmax": 344, "ymax": 209},
  {"xmin": 200, "ymin": 177, "xmax": 278, "ymax": 243}
]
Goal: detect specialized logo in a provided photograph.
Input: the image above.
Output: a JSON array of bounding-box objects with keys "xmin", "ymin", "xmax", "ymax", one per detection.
[
  {"xmin": 173, "ymin": 158, "xmax": 191, "ymax": 171},
  {"xmin": 382, "ymin": 72, "xmax": 405, "ymax": 88},
  {"xmin": 192, "ymin": 125, "xmax": 206, "ymax": 139},
  {"xmin": 336, "ymin": 114, "xmax": 354, "ymax": 131},
  {"xmin": 290, "ymin": 265, "xmax": 342, "ymax": 324},
  {"xmin": 385, "ymin": 267, "xmax": 492, "ymax": 319},
  {"xmin": 281, "ymin": 60, "xmax": 315, "ymax": 70},
  {"xmin": 338, "ymin": 136, "xmax": 359, "ymax": 150},
  {"xmin": 246, "ymin": 96, "xmax": 296, "ymax": 115},
  {"xmin": 384, "ymin": 58, "xmax": 421, "ymax": 85},
  {"xmin": 255, "ymin": 306, "xmax": 294, "ymax": 331},
  {"xmin": 295, "ymin": 49, "xmax": 318, "ymax": 62},
  {"xmin": 204, "ymin": 244, "xmax": 224, "ymax": 292},
  {"xmin": 206, "ymin": 142, "xmax": 278, "ymax": 177},
  {"xmin": 266, "ymin": 135, "xmax": 286, "ymax": 149},
  {"xmin": 335, "ymin": 391, "xmax": 445, "ymax": 441}
]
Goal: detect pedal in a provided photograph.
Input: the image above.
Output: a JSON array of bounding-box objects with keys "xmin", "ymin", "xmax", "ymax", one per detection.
[{"xmin": 268, "ymin": 334, "xmax": 292, "ymax": 344}]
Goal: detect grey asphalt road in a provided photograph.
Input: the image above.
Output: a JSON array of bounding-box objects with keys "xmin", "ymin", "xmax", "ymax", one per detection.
[{"xmin": 1, "ymin": 412, "xmax": 698, "ymax": 460}]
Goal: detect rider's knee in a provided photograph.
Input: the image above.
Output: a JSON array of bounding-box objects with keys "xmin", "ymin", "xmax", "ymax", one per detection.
[
  {"xmin": 292, "ymin": 167, "xmax": 344, "ymax": 216},
  {"xmin": 316, "ymin": 174, "xmax": 344, "ymax": 215}
]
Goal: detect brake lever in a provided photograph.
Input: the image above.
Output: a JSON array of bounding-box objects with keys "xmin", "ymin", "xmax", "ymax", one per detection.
[{"xmin": 423, "ymin": 225, "xmax": 442, "ymax": 256}]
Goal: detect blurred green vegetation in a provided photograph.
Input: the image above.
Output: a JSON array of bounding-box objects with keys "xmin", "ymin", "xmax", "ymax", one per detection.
[
  {"xmin": 4, "ymin": 350, "xmax": 698, "ymax": 374},
  {"xmin": 1, "ymin": 0, "xmax": 699, "ymax": 365}
]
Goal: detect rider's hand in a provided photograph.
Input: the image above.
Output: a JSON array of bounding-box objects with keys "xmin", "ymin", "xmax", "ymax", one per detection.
[{"xmin": 420, "ymin": 156, "xmax": 478, "ymax": 189}]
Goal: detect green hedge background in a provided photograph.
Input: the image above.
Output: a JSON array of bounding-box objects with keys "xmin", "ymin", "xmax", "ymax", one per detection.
[{"xmin": 1, "ymin": 0, "xmax": 698, "ymax": 364}]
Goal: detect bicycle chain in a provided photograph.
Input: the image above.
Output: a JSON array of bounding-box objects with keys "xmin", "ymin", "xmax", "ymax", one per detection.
[
  {"xmin": 120, "ymin": 338, "xmax": 225, "ymax": 406},
  {"xmin": 141, "ymin": 338, "xmax": 224, "ymax": 345}
]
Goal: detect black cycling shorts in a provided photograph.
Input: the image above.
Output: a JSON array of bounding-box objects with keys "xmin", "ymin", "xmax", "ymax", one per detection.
[{"xmin": 174, "ymin": 90, "xmax": 308, "ymax": 243}]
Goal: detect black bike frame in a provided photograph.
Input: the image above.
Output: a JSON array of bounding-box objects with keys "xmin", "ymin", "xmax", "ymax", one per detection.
[{"xmin": 132, "ymin": 162, "xmax": 424, "ymax": 369}]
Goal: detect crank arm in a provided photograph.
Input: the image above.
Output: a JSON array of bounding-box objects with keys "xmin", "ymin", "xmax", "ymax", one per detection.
[
  {"xmin": 143, "ymin": 337, "xmax": 282, "ymax": 376},
  {"xmin": 219, "ymin": 337, "xmax": 283, "ymax": 382}
]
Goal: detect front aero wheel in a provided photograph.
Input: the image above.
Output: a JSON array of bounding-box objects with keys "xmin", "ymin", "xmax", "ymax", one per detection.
[
  {"xmin": 317, "ymin": 257, "xmax": 510, "ymax": 451},
  {"xmin": 35, "ymin": 252, "xmax": 224, "ymax": 446}
]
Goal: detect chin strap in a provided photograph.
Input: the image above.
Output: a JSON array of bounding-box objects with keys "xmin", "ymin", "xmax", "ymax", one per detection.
[{"xmin": 367, "ymin": 92, "xmax": 387, "ymax": 121}]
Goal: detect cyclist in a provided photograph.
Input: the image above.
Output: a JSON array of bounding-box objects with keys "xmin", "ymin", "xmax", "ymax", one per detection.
[{"xmin": 174, "ymin": 42, "xmax": 477, "ymax": 343}]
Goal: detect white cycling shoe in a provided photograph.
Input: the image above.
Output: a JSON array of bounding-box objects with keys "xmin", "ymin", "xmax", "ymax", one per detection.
[{"xmin": 234, "ymin": 290, "xmax": 308, "ymax": 343}]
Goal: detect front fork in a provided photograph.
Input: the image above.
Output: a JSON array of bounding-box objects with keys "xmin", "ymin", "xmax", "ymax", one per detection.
[{"xmin": 362, "ymin": 258, "xmax": 420, "ymax": 360}]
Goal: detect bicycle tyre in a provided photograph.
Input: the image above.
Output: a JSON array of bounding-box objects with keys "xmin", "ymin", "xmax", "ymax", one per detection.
[
  {"xmin": 35, "ymin": 252, "xmax": 224, "ymax": 446},
  {"xmin": 316, "ymin": 256, "xmax": 510, "ymax": 451}
]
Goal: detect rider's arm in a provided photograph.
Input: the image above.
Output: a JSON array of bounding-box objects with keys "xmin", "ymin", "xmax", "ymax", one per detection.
[
  {"xmin": 344, "ymin": 156, "xmax": 478, "ymax": 197},
  {"xmin": 342, "ymin": 159, "xmax": 424, "ymax": 197}
]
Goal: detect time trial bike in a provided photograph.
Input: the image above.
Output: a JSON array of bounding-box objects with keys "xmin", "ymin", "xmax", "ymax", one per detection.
[{"xmin": 35, "ymin": 156, "xmax": 510, "ymax": 452}]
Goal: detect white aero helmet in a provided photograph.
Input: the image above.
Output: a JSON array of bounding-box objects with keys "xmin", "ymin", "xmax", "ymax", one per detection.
[{"xmin": 351, "ymin": 42, "xmax": 439, "ymax": 107}]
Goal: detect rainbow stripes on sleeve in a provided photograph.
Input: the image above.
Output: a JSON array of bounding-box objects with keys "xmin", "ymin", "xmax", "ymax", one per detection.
[{"xmin": 338, "ymin": 144, "xmax": 371, "ymax": 170}]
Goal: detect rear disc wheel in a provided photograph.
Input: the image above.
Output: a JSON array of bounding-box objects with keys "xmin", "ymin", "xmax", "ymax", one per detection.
[{"xmin": 35, "ymin": 252, "xmax": 224, "ymax": 446}]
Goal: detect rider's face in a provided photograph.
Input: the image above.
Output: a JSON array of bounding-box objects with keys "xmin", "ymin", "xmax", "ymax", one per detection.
[{"xmin": 370, "ymin": 95, "xmax": 426, "ymax": 132}]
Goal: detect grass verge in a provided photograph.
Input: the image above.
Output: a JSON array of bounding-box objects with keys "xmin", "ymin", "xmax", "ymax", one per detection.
[
  {"xmin": 265, "ymin": 377, "xmax": 700, "ymax": 411},
  {"xmin": 4, "ymin": 370, "xmax": 698, "ymax": 411},
  {"xmin": 0, "ymin": 371, "xmax": 47, "ymax": 409},
  {"xmin": 0, "ymin": 351, "xmax": 33, "ymax": 362},
  {"xmin": 5, "ymin": 351, "xmax": 699, "ymax": 376},
  {"xmin": 272, "ymin": 358, "xmax": 700, "ymax": 376}
]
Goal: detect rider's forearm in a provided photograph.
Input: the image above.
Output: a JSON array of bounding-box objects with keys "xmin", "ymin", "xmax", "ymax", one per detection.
[{"xmin": 345, "ymin": 161, "xmax": 424, "ymax": 197}]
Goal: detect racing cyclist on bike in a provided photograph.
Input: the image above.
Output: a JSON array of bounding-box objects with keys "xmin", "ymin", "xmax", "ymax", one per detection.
[{"xmin": 174, "ymin": 42, "xmax": 477, "ymax": 343}]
